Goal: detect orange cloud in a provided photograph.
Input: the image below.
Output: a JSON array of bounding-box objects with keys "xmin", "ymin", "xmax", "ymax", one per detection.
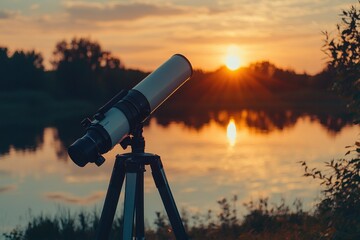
[
  {"xmin": 0, "ymin": 185, "xmax": 16, "ymax": 194},
  {"xmin": 0, "ymin": 9, "xmax": 17, "ymax": 19},
  {"xmin": 64, "ymin": 2, "xmax": 188, "ymax": 21},
  {"xmin": 44, "ymin": 191, "xmax": 105, "ymax": 205}
]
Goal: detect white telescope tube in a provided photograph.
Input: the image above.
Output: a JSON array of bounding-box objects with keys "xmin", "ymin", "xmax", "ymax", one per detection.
[
  {"xmin": 134, "ymin": 54, "xmax": 192, "ymax": 112},
  {"xmin": 100, "ymin": 54, "xmax": 192, "ymax": 146}
]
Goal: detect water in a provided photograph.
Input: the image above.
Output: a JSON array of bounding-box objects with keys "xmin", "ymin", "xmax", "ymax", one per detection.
[{"xmin": 0, "ymin": 112, "xmax": 358, "ymax": 233}]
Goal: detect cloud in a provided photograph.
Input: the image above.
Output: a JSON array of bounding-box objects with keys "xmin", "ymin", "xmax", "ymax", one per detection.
[
  {"xmin": 181, "ymin": 187, "xmax": 197, "ymax": 193},
  {"xmin": 0, "ymin": 10, "xmax": 16, "ymax": 19},
  {"xmin": 0, "ymin": 0, "xmax": 352, "ymax": 74},
  {"xmin": 30, "ymin": 4, "xmax": 40, "ymax": 10},
  {"xmin": 45, "ymin": 191, "xmax": 105, "ymax": 205},
  {"xmin": 64, "ymin": 174, "xmax": 108, "ymax": 183},
  {"xmin": 0, "ymin": 185, "xmax": 16, "ymax": 194},
  {"xmin": 64, "ymin": 2, "xmax": 188, "ymax": 21}
]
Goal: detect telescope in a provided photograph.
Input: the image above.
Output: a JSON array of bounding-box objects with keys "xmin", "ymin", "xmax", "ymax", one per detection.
[{"xmin": 68, "ymin": 54, "xmax": 193, "ymax": 167}]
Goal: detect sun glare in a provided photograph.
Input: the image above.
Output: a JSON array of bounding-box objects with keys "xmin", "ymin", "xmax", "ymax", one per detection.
[
  {"xmin": 224, "ymin": 45, "xmax": 242, "ymax": 71},
  {"xmin": 225, "ymin": 55, "xmax": 241, "ymax": 70},
  {"xmin": 227, "ymin": 119, "xmax": 237, "ymax": 146}
]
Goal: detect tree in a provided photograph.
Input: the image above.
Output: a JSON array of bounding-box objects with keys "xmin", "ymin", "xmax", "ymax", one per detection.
[
  {"xmin": 0, "ymin": 47, "xmax": 10, "ymax": 90},
  {"xmin": 323, "ymin": 0, "xmax": 360, "ymax": 117},
  {"xmin": 52, "ymin": 37, "xmax": 124, "ymax": 100},
  {"xmin": 0, "ymin": 47, "xmax": 44, "ymax": 91},
  {"xmin": 11, "ymin": 50, "xmax": 45, "ymax": 89}
]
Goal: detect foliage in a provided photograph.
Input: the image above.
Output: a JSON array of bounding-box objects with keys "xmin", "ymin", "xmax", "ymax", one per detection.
[
  {"xmin": 323, "ymin": 0, "xmax": 360, "ymax": 117},
  {"xmin": 3, "ymin": 211, "xmax": 96, "ymax": 240},
  {"xmin": 51, "ymin": 37, "xmax": 123, "ymax": 99},
  {"xmin": 152, "ymin": 211, "xmax": 174, "ymax": 239},
  {"xmin": 3, "ymin": 197, "xmax": 322, "ymax": 240},
  {"xmin": 300, "ymin": 144, "xmax": 360, "ymax": 239},
  {"xmin": 0, "ymin": 47, "xmax": 45, "ymax": 91}
]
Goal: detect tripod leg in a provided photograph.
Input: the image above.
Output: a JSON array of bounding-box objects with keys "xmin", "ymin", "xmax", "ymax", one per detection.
[
  {"xmin": 135, "ymin": 166, "xmax": 145, "ymax": 240},
  {"xmin": 96, "ymin": 157, "xmax": 126, "ymax": 240},
  {"xmin": 122, "ymin": 171, "xmax": 138, "ymax": 240},
  {"xmin": 150, "ymin": 158, "xmax": 188, "ymax": 240}
]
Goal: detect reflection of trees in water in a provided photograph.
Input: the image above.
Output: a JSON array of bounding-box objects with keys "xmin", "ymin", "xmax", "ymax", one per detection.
[
  {"xmin": 0, "ymin": 117, "xmax": 83, "ymax": 159},
  {"xmin": 0, "ymin": 124, "xmax": 44, "ymax": 156},
  {"xmin": 52, "ymin": 117, "xmax": 86, "ymax": 161},
  {"xmin": 152, "ymin": 66, "xmax": 353, "ymax": 134},
  {"xmin": 0, "ymin": 107, "xmax": 353, "ymax": 158},
  {"xmin": 154, "ymin": 106, "xmax": 353, "ymax": 135}
]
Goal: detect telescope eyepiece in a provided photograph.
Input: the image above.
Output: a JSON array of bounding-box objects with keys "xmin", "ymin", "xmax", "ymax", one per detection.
[
  {"xmin": 68, "ymin": 136, "xmax": 98, "ymax": 167},
  {"xmin": 68, "ymin": 127, "xmax": 111, "ymax": 167}
]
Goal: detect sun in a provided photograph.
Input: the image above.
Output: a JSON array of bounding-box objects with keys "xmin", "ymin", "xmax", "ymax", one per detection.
[
  {"xmin": 224, "ymin": 45, "xmax": 242, "ymax": 71},
  {"xmin": 225, "ymin": 54, "xmax": 241, "ymax": 70}
]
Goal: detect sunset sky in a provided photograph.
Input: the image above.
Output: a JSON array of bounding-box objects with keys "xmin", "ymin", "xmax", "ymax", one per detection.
[{"xmin": 0, "ymin": 0, "xmax": 356, "ymax": 74}]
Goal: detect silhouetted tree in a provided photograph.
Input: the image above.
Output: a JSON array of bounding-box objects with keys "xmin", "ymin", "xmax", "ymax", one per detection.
[
  {"xmin": 52, "ymin": 37, "xmax": 125, "ymax": 100},
  {"xmin": 0, "ymin": 47, "xmax": 10, "ymax": 90},
  {"xmin": 0, "ymin": 47, "xmax": 44, "ymax": 90},
  {"xmin": 323, "ymin": 0, "xmax": 360, "ymax": 117}
]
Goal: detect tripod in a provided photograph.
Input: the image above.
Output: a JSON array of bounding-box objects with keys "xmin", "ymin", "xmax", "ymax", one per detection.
[{"xmin": 96, "ymin": 124, "xmax": 188, "ymax": 240}]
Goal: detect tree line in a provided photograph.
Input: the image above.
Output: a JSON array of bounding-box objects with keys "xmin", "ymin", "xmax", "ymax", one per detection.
[
  {"xmin": 0, "ymin": 38, "xmax": 147, "ymax": 102},
  {"xmin": 0, "ymin": 37, "xmax": 338, "ymax": 106}
]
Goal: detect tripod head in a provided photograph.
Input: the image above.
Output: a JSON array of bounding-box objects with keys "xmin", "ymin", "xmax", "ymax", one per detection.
[{"xmin": 119, "ymin": 123, "xmax": 145, "ymax": 154}]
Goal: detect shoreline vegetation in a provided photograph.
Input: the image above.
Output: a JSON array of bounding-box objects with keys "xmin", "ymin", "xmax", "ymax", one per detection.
[{"xmin": 2, "ymin": 197, "xmax": 328, "ymax": 240}]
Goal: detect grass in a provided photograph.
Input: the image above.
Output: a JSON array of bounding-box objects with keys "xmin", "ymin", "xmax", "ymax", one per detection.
[{"xmin": 2, "ymin": 197, "xmax": 329, "ymax": 240}]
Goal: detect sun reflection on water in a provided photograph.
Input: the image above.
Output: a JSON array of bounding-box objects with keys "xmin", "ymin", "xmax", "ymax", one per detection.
[{"xmin": 227, "ymin": 118, "xmax": 237, "ymax": 146}]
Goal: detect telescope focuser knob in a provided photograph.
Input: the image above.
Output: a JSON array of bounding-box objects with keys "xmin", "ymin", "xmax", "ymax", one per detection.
[
  {"xmin": 94, "ymin": 155, "xmax": 106, "ymax": 166},
  {"xmin": 120, "ymin": 136, "xmax": 132, "ymax": 150}
]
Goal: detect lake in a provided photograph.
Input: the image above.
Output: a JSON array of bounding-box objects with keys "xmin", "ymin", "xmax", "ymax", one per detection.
[{"xmin": 0, "ymin": 109, "xmax": 359, "ymax": 233}]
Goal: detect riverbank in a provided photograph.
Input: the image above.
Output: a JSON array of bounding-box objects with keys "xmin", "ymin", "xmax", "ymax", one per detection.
[{"xmin": 2, "ymin": 197, "xmax": 325, "ymax": 240}]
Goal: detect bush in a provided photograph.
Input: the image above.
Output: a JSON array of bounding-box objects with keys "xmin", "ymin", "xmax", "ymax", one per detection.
[
  {"xmin": 300, "ymin": 143, "xmax": 360, "ymax": 239},
  {"xmin": 323, "ymin": 1, "xmax": 360, "ymax": 118}
]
